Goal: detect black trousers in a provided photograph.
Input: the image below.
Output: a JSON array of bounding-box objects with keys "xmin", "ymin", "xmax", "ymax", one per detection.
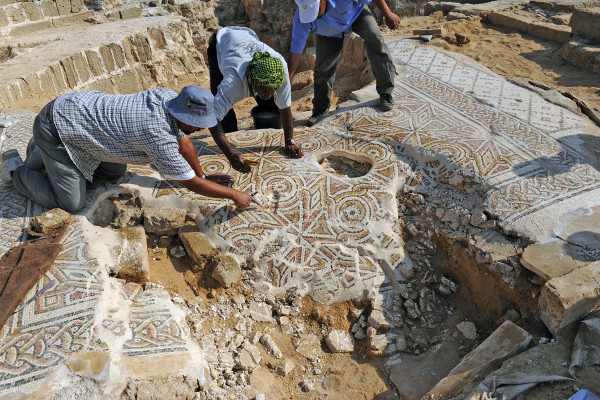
[{"xmin": 207, "ymin": 32, "xmax": 278, "ymax": 133}]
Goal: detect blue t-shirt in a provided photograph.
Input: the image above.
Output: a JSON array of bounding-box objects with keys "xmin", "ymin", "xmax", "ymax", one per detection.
[{"xmin": 290, "ymin": 0, "xmax": 372, "ymax": 54}]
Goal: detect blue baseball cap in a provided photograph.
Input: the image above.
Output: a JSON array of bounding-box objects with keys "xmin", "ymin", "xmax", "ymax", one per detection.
[{"xmin": 166, "ymin": 86, "xmax": 217, "ymax": 128}]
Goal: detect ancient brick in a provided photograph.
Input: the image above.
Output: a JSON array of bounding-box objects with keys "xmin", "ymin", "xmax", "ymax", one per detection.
[
  {"xmin": 51, "ymin": 9, "xmax": 94, "ymax": 26},
  {"xmin": 122, "ymin": 36, "xmax": 138, "ymax": 65},
  {"xmin": 133, "ymin": 33, "xmax": 152, "ymax": 63},
  {"xmin": 112, "ymin": 69, "xmax": 143, "ymax": 93},
  {"xmin": 40, "ymin": 0, "xmax": 59, "ymax": 17},
  {"xmin": 71, "ymin": 52, "xmax": 90, "ymax": 83},
  {"xmin": 179, "ymin": 231, "xmax": 217, "ymax": 267},
  {"xmin": 116, "ymin": 226, "xmax": 149, "ymax": 284},
  {"xmin": 489, "ymin": 11, "xmax": 529, "ymax": 33},
  {"xmin": 527, "ymin": 21, "xmax": 573, "ymax": 43},
  {"xmin": 9, "ymin": 19, "xmax": 51, "ymax": 36},
  {"xmin": 86, "ymin": 78, "xmax": 116, "ymax": 93},
  {"xmin": 561, "ymin": 39, "xmax": 600, "ymax": 75},
  {"xmin": 99, "ymin": 44, "xmax": 116, "ymax": 73},
  {"xmin": 70, "ymin": 0, "xmax": 84, "ymax": 13},
  {"xmin": 49, "ymin": 63, "xmax": 68, "ymax": 92},
  {"xmin": 84, "ymin": 50, "xmax": 104, "ymax": 76},
  {"xmin": 570, "ymin": 7, "xmax": 600, "ymax": 42},
  {"xmin": 0, "ymin": 9, "xmax": 8, "ymax": 28},
  {"xmin": 6, "ymin": 4, "xmax": 26, "ymax": 23},
  {"xmin": 54, "ymin": 0, "xmax": 70, "ymax": 15},
  {"xmin": 108, "ymin": 43, "xmax": 126, "ymax": 68},
  {"xmin": 23, "ymin": 72, "xmax": 42, "ymax": 97},
  {"xmin": 119, "ymin": 4, "xmax": 141, "ymax": 19},
  {"xmin": 539, "ymin": 262, "xmax": 600, "ymax": 335},
  {"xmin": 38, "ymin": 67, "xmax": 59, "ymax": 97},
  {"xmin": 59, "ymin": 57, "xmax": 78, "ymax": 87},
  {"xmin": 22, "ymin": 2, "xmax": 43, "ymax": 20}
]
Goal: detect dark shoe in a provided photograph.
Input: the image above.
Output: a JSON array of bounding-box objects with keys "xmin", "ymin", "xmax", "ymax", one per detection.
[
  {"xmin": 307, "ymin": 112, "xmax": 326, "ymax": 127},
  {"xmin": 379, "ymin": 94, "xmax": 394, "ymax": 111},
  {"xmin": 0, "ymin": 149, "xmax": 23, "ymax": 183}
]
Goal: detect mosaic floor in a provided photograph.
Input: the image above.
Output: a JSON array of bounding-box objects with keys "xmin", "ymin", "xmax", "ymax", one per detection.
[{"xmin": 1, "ymin": 38, "xmax": 600, "ymax": 395}]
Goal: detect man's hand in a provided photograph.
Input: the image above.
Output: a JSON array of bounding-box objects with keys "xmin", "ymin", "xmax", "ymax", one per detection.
[
  {"xmin": 232, "ymin": 191, "xmax": 252, "ymax": 209},
  {"xmin": 385, "ymin": 12, "xmax": 400, "ymax": 30},
  {"xmin": 285, "ymin": 142, "xmax": 304, "ymax": 159},
  {"xmin": 229, "ymin": 153, "xmax": 251, "ymax": 173},
  {"xmin": 205, "ymin": 173, "xmax": 234, "ymax": 185}
]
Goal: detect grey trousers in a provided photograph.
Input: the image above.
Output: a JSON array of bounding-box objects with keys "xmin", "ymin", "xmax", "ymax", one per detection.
[
  {"xmin": 313, "ymin": 8, "xmax": 396, "ymax": 115},
  {"xmin": 12, "ymin": 101, "xmax": 126, "ymax": 212}
]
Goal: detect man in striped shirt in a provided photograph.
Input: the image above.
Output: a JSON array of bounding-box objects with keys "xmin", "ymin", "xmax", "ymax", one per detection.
[{"xmin": 1, "ymin": 86, "xmax": 252, "ymax": 212}]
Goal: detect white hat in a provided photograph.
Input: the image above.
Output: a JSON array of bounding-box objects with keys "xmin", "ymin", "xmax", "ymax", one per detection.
[{"xmin": 296, "ymin": 0, "xmax": 320, "ymax": 23}]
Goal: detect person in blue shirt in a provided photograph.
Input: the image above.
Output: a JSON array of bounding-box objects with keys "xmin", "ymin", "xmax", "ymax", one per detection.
[{"xmin": 288, "ymin": 0, "xmax": 400, "ymax": 126}]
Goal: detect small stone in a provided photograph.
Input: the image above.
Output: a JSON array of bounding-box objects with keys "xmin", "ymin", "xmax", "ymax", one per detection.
[
  {"xmin": 368, "ymin": 309, "xmax": 391, "ymax": 330},
  {"xmin": 249, "ymin": 301, "xmax": 274, "ymax": 323},
  {"xmin": 369, "ymin": 333, "xmax": 394, "ymax": 356},
  {"xmin": 211, "ymin": 254, "xmax": 241, "ymax": 288},
  {"xmin": 358, "ymin": 314, "xmax": 367, "ymax": 328},
  {"xmin": 300, "ymin": 380, "xmax": 315, "ymax": 392},
  {"xmin": 354, "ymin": 327, "xmax": 367, "ymax": 340},
  {"xmin": 248, "ymin": 331, "xmax": 262, "ymax": 344},
  {"xmin": 260, "ymin": 334, "xmax": 283, "ymax": 359},
  {"xmin": 30, "ymin": 208, "xmax": 71, "ymax": 234},
  {"xmin": 275, "ymin": 359, "xmax": 294, "ymax": 376},
  {"xmin": 325, "ymin": 330, "xmax": 354, "ymax": 353},
  {"xmin": 169, "ymin": 245, "xmax": 186, "ymax": 258},
  {"xmin": 255, "ymin": 394, "xmax": 266, "ymax": 400},
  {"xmin": 456, "ymin": 320, "xmax": 478, "ymax": 340}
]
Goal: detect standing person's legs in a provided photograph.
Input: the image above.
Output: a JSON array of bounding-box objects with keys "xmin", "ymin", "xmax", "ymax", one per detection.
[
  {"xmin": 313, "ymin": 34, "xmax": 344, "ymax": 118},
  {"xmin": 12, "ymin": 101, "xmax": 88, "ymax": 212},
  {"xmin": 207, "ymin": 33, "xmax": 238, "ymax": 133},
  {"xmin": 352, "ymin": 9, "xmax": 396, "ymax": 97}
]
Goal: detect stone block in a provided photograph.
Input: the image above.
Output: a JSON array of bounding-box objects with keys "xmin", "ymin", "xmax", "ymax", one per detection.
[
  {"xmin": 521, "ymin": 241, "xmax": 586, "ymax": 281},
  {"xmin": 8, "ymin": 19, "xmax": 52, "ymax": 36},
  {"xmin": 570, "ymin": 8, "xmax": 600, "ymax": 42},
  {"xmin": 527, "ymin": 21, "xmax": 573, "ymax": 43},
  {"xmin": 179, "ymin": 231, "xmax": 216, "ymax": 267},
  {"xmin": 489, "ymin": 11, "xmax": 529, "ymax": 33},
  {"xmin": 22, "ymin": 72, "xmax": 41, "ymax": 97},
  {"xmin": 109, "ymin": 43, "xmax": 126, "ymax": 68},
  {"xmin": 325, "ymin": 330, "xmax": 354, "ymax": 353},
  {"xmin": 51, "ymin": 9, "xmax": 94, "ymax": 26},
  {"xmin": 60, "ymin": 56, "xmax": 78, "ymax": 87},
  {"xmin": 112, "ymin": 69, "xmax": 142, "ymax": 94},
  {"xmin": 539, "ymin": 262, "xmax": 600, "ymax": 335},
  {"xmin": 85, "ymin": 50, "xmax": 104, "ymax": 76},
  {"xmin": 0, "ymin": 9, "xmax": 8, "ymax": 28},
  {"xmin": 38, "ymin": 67, "xmax": 58, "ymax": 97},
  {"xmin": 122, "ymin": 36, "xmax": 138, "ymax": 65},
  {"xmin": 6, "ymin": 5, "xmax": 26, "ymax": 23},
  {"xmin": 427, "ymin": 321, "xmax": 532, "ymax": 398},
  {"xmin": 115, "ymin": 226, "xmax": 150, "ymax": 283},
  {"xmin": 105, "ymin": 9, "xmax": 120, "ymax": 19},
  {"xmin": 531, "ymin": 0, "xmax": 600, "ymax": 12},
  {"xmin": 55, "ymin": 0, "xmax": 70, "ymax": 15},
  {"xmin": 133, "ymin": 33, "xmax": 152, "ymax": 63},
  {"xmin": 119, "ymin": 4, "xmax": 141, "ymax": 19},
  {"xmin": 30, "ymin": 208, "xmax": 71, "ymax": 234},
  {"xmin": 49, "ymin": 63, "xmax": 68, "ymax": 92},
  {"xmin": 211, "ymin": 254, "xmax": 241, "ymax": 288},
  {"xmin": 22, "ymin": 2, "xmax": 43, "ymax": 21},
  {"xmin": 40, "ymin": 0, "xmax": 59, "ymax": 17},
  {"xmin": 561, "ymin": 39, "xmax": 600, "ymax": 74},
  {"xmin": 86, "ymin": 77, "xmax": 115, "ymax": 93},
  {"xmin": 71, "ymin": 0, "xmax": 84, "ymax": 13},
  {"xmin": 71, "ymin": 52, "xmax": 90, "ymax": 83},
  {"xmin": 143, "ymin": 207, "xmax": 186, "ymax": 236},
  {"xmin": 390, "ymin": 342, "xmax": 460, "ymax": 400},
  {"xmin": 99, "ymin": 44, "xmax": 116, "ymax": 72}
]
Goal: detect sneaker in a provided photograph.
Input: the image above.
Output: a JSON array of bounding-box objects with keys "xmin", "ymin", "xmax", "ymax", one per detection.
[
  {"xmin": 379, "ymin": 94, "xmax": 394, "ymax": 111},
  {"xmin": 0, "ymin": 149, "xmax": 24, "ymax": 183},
  {"xmin": 307, "ymin": 112, "xmax": 326, "ymax": 127}
]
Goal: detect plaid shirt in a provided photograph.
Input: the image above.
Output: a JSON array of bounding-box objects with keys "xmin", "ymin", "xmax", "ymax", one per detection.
[{"xmin": 52, "ymin": 89, "xmax": 194, "ymax": 182}]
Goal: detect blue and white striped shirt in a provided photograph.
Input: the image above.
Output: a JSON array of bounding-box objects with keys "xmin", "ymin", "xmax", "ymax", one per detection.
[{"xmin": 52, "ymin": 89, "xmax": 195, "ymax": 182}]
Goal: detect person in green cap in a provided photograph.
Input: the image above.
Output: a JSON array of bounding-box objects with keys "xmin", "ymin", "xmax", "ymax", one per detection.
[{"xmin": 207, "ymin": 26, "xmax": 304, "ymax": 173}]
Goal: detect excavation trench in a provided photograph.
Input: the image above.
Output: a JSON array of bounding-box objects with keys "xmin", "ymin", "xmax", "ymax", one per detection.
[{"xmin": 84, "ymin": 149, "xmax": 546, "ymax": 399}]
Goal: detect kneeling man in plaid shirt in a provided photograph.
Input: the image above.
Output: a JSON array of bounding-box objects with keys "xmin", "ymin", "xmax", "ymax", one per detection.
[{"xmin": 0, "ymin": 86, "xmax": 253, "ymax": 212}]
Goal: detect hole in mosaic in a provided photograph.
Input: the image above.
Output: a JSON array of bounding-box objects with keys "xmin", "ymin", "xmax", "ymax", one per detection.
[{"xmin": 317, "ymin": 151, "xmax": 372, "ymax": 178}]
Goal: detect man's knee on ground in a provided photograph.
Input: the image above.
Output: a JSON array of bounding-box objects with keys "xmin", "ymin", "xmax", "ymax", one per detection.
[{"xmin": 57, "ymin": 193, "xmax": 87, "ymax": 213}]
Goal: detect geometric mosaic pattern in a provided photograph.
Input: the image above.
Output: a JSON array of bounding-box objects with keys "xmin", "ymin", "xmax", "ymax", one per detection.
[{"xmin": 1, "ymin": 38, "xmax": 599, "ymax": 395}]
